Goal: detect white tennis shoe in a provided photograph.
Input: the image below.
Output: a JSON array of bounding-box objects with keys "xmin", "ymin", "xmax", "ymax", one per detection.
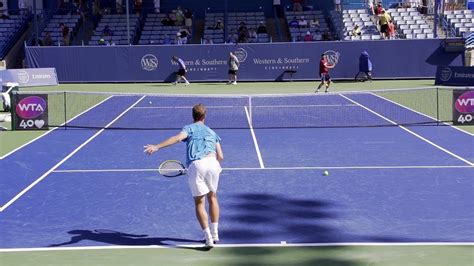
[
  {"xmin": 205, "ymin": 235, "xmax": 215, "ymax": 248},
  {"xmin": 212, "ymin": 231, "xmax": 219, "ymax": 243}
]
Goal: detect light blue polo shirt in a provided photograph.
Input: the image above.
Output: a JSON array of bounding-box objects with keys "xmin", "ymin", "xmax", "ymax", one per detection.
[{"xmin": 181, "ymin": 122, "xmax": 221, "ymax": 166}]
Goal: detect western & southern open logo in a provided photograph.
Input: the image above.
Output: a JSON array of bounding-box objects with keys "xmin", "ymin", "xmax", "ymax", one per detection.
[{"xmin": 141, "ymin": 54, "xmax": 159, "ymax": 71}]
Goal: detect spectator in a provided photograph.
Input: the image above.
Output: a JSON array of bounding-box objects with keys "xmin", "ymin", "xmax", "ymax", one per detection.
[
  {"xmin": 107, "ymin": 39, "xmax": 115, "ymax": 46},
  {"xmin": 213, "ymin": 19, "xmax": 224, "ymax": 30},
  {"xmin": 334, "ymin": 0, "xmax": 342, "ymax": 12},
  {"xmin": 174, "ymin": 6, "xmax": 184, "ymax": 26},
  {"xmin": 293, "ymin": 0, "xmax": 303, "ymax": 11},
  {"xmin": 78, "ymin": 0, "xmax": 89, "ymax": 22},
  {"xmin": 102, "ymin": 25, "xmax": 113, "ymax": 36},
  {"xmin": 309, "ymin": 19, "xmax": 320, "ymax": 28},
  {"xmin": 92, "ymin": 0, "xmax": 101, "ymax": 26},
  {"xmin": 98, "ymin": 38, "xmax": 106, "ymax": 45},
  {"xmin": 257, "ymin": 22, "xmax": 267, "ymax": 34},
  {"xmin": 248, "ymin": 28, "xmax": 257, "ymax": 42},
  {"xmin": 154, "ymin": 0, "xmax": 160, "ymax": 13},
  {"xmin": 303, "ymin": 31, "xmax": 313, "ymax": 41},
  {"xmin": 368, "ymin": 0, "xmax": 375, "ymax": 15},
  {"xmin": 322, "ymin": 30, "xmax": 330, "ymax": 41},
  {"xmin": 289, "ymin": 16, "xmax": 299, "ymax": 28},
  {"xmin": 59, "ymin": 23, "xmax": 70, "ymax": 46},
  {"xmin": 238, "ymin": 22, "xmax": 248, "ymax": 33},
  {"xmin": 161, "ymin": 14, "xmax": 175, "ymax": 26},
  {"xmin": 43, "ymin": 32, "xmax": 53, "ymax": 46},
  {"xmin": 387, "ymin": 21, "xmax": 396, "ymax": 39},
  {"xmin": 203, "ymin": 36, "xmax": 213, "ymax": 44},
  {"xmin": 375, "ymin": 3, "xmax": 383, "ymax": 16},
  {"xmin": 176, "ymin": 32, "xmax": 183, "ymax": 45},
  {"xmin": 0, "ymin": 2, "xmax": 9, "ymax": 19},
  {"xmin": 352, "ymin": 24, "xmax": 362, "ymax": 36},
  {"xmin": 58, "ymin": 0, "xmax": 67, "ymax": 15},
  {"xmin": 116, "ymin": 0, "xmax": 123, "ymax": 14},
  {"xmin": 177, "ymin": 28, "xmax": 191, "ymax": 44},
  {"xmin": 134, "ymin": 0, "xmax": 142, "ymax": 15},
  {"xmin": 298, "ymin": 16, "xmax": 308, "ymax": 28},
  {"xmin": 379, "ymin": 9, "xmax": 391, "ymax": 39},
  {"xmin": 184, "ymin": 8, "xmax": 193, "ymax": 31},
  {"xmin": 18, "ymin": 0, "xmax": 28, "ymax": 15},
  {"xmin": 227, "ymin": 32, "xmax": 238, "ymax": 43}
]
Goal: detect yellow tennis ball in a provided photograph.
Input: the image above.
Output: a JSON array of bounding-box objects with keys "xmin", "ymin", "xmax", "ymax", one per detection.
[{"xmin": 323, "ymin": 170, "xmax": 329, "ymax": 176}]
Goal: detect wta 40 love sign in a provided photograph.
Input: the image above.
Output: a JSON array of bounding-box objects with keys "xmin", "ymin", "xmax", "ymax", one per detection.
[
  {"xmin": 453, "ymin": 90, "xmax": 474, "ymax": 125},
  {"xmin": 13, "ymin": 94, "xmax": 49, "ymax": 130}
]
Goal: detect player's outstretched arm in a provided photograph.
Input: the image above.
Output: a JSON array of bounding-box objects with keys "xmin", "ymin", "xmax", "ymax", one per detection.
[
  {"xmin": 144, "ymin": 132, "xmax": 188, "ymax": 155},
  {"xmin": 216, "ymin": 142, "xmax": 224, "ymax": 161}
]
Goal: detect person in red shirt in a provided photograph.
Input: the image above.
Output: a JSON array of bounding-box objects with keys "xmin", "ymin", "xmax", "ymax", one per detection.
[{"xmin": 315, "ymin": 53, "xmax": 334, "ymax": 93}]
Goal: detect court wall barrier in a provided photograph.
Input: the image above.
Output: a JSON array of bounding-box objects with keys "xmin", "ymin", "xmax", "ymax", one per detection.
[{"xmin": 25, "ymin": 39, "xmax": 463, "ymax": 83}]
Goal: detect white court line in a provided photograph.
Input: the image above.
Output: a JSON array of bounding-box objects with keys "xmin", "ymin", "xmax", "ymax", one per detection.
[
  {"xmin": 369, "ymin": 92, "xmax": 474, "ymax": 137},
  {"xmin": 339, "ymin": 94, "xmax": 473, "ymax": 166},
  {"xmin": 244, "ymin": 106, "xmax": 265, "ymax": 168},
  {"xmin": 1, "ymin": 242, "xmax": 473, "ymax": 253},
  {"xmin": 0, "ymin": 96, "xmax": 146, "ymax": 212},
  {"xmin": 52, "ymin": 165, "xmax": 473, "ymax": 173},
  {"xmin": 133, "ymin": 104, "xmax": 358, "ymax": 109},
  {"xmin": 0, "ymin": 96, "xmax": 114, "ymax": 160}
]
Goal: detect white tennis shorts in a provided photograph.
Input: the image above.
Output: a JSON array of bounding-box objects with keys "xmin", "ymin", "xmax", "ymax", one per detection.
[{"xmin": 187, "ymin": 157, "xmax": 222, "ymax": 197}]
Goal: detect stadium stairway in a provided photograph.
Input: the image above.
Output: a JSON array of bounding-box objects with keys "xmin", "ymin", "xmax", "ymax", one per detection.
[
  {"xmin": 265, "ymin": 17, "xmax": 279, "ymax": 42},
  {"xmin": 278, "ymin": 17, "xmax": 291, "ymax": 42},
  {"xmin": 73, "ymin": 19, "xmax": 95, "ymax": 46}
]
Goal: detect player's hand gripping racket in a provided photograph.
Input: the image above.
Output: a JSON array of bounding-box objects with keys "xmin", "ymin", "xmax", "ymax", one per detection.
[{"xmin": 158, "ymin": 160, "xmax": 187, "ymax": 177}]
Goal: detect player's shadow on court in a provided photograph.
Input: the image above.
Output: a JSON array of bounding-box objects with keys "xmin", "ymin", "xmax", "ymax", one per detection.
[{"xmin": 48, "ymin": 229, "xmax": 205, "ymax": 250}]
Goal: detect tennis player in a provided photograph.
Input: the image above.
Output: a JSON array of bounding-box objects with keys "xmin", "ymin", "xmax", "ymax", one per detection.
[
  {"xmin": 315, "ymin": 53, "xmax": 334, "ymax": 93},
  {"xmin": 227, "ymin": 52, "xmax": 240, "ymax": 85},
  {"xmin": 144, "ymin": 104, "xmax": 224, "ymax": 248},
  {"xmin": 171, "ymin": 56, "xmax": 190, "ymax": 85}
]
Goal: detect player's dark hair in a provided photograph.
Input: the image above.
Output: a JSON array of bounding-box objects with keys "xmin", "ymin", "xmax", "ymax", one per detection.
[{"xmin": 192, "ymin": 104, "xmax": 207, "ymax": 122}]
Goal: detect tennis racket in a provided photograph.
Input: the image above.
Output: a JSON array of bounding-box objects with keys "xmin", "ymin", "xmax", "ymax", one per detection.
[{"xmin": 158, "ymin": 160, "xmax": 187, "ymax": 177}]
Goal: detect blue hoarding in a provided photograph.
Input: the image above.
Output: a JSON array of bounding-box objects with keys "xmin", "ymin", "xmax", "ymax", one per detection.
[{"xmin": 25, "ymin": 39, "xmax": 463, "ymax": 83}]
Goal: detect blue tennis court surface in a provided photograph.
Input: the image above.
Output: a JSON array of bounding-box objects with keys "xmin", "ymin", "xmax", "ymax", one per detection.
[{"xmin": 1, "ymin": 92, "xmax": 473, "ymax": 249}]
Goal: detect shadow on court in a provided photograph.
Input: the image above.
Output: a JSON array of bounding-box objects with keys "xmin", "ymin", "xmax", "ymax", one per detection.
[
  {"xmin": 220, "ymin": 192, "xmax": 362, "ymax": 265},
  {"xmin": 48, "ymin": 229, "xmax": 206, "ymax": 250},
  {"xmin": 222, "ymin": 193, "xmax": 343, "ymax": 243}
]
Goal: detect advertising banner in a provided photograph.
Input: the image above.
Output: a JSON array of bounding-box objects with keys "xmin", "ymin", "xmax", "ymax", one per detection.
[
  {"xmin": 25, "ymin": 39, "xmax": 463, "ymax": 82},
  {"xmin": 0, "ymin": 68, "xmax": 58, "ymax": 87},
  {"xmin": 435, "ymin": 66, "xmax": 474, "ymax": 86},
  {"xmin": 13, "ymin": 94, "xmax": 49, "ymax": 130},
  {"xmin": 452, "ymin": 90, "xmax": 474, "ymax": 125}
]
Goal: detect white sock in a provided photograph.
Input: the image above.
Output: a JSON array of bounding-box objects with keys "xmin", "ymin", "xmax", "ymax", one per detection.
[
  {"xmin": 211, "ymin": 223, "xmax": 218, "ymax": 233},
  {"xmin": 203, "ymin": 228, "xmax": 212, "ymax": 238}
]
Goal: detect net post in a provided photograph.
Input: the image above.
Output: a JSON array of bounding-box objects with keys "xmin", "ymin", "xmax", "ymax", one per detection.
[
  {"xmin": 10, "ymin": 91, "xmax": 16, "ymax": 131},
  {"xmin": 436, "ymin": 87, "xmax": 439, "ymax": 126},
  {"xmin": 64, "ymin": 91, "xmax": 67, "ymax": 130}
]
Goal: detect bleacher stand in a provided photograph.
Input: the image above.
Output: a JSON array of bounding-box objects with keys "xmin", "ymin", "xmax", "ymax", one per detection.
[
  {"xmin": 138, "ymin": 13, "xmax": 183, "ymax": 45},
  {"xmin": 387, "ymin": 7, "xmax": 434, "ymax": 39},
  {"xmin": 203, "ymin": 12, "xmax": 270, "ymax": 44},
  {"xmin": 330, "ymin": 9, "xmax": 381, "ymax": 41},
  {"xmin": 0, "ymin": 14, "xmax": 28, "ymax": 57},
  {"xmin": 203, "ymin": 13, "xmax": 225, "ymax": 44},
  {"xmin": 40, "ymin": 14, "xmax": 81, "ymax": 46},
  {"xmin": 444, "ymin": 9, "xmax": 474, "ymax": 37},
  {"xmin": 286, "ymin": 10, "xmax": 329, "ymax": 41},
  {"xmin": 89, "ymin": 14, "xmax": 140, "ymax": 45}
]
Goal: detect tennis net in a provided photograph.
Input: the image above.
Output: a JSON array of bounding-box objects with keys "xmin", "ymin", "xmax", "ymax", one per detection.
[{"xmin": 9, "ymin": 87, "xmax": 462, "ymax": 130}]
